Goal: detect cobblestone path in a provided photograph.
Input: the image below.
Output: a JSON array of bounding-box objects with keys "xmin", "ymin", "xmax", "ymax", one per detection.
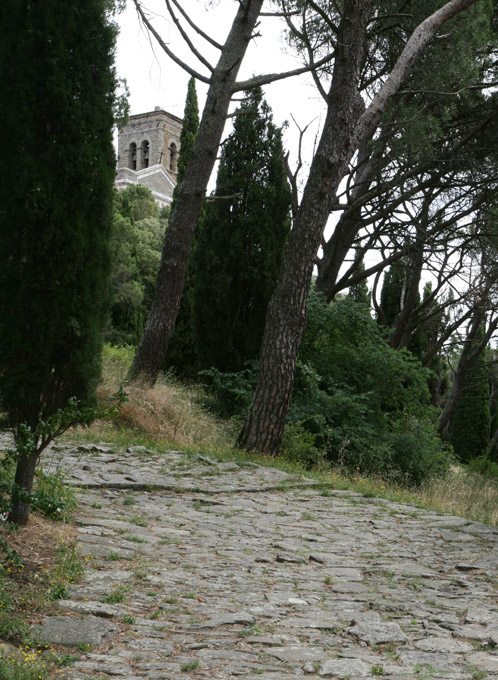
[{"xmin": 30, "ymin": 442, "xmax": 498, "ymax": 679}]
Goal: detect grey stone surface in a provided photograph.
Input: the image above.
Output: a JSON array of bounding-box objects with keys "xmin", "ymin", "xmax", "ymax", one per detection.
[
  {"xmin": 414, "ymin": 636, "xmax": 473, "ymax": 653},
  {"xmin": 348, "ymin": 622, "xmax": 408, "ymax": 645},
  {"xmin": 265, "ymin": 646, "xmax": 329, "ymax": 662},
  {"xmin": 12, "ymin": 436, "xmax": 498, "ymax": 679},
  {"xmin": 316, "ymin": 658, "xmax": 371, "ymax": 677},
  {"xmin": 32, "ymin": 616, "xmax": 118, "ymax": 647}
]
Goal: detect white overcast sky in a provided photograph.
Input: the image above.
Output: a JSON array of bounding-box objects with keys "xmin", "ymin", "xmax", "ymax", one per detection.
[{"xmin": 114, "ymin": 0, "xmax": 325, "ymax": 173}]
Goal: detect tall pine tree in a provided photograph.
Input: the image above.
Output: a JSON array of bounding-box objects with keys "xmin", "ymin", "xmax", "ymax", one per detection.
[
  {"xmin": 166, "ymin": 78, "xmax": 200, "ymax": 375},
  {"xmin": 0, "ymin": 0, "xmax": 119, "ymax": 524},
  {"xmin": 192, "ymin": 88, "xmax": 291, "ymax": 372}
]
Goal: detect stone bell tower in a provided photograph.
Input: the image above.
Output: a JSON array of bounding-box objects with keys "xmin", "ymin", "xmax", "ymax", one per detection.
[{"xmin": 115, "ymin": 106, "xmax": 183, "ymax": 207}]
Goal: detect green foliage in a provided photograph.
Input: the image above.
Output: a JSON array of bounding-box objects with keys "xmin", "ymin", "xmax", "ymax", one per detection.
[
  {"xmin": 101, "ymin": 343, "xmax": 136, "ymax": 381},
  {"xmin": 192, "ymin": 87, "xmax": 291, "ymax": 372},
  {"xmin": 30, "ymin": 468, "xmax": 77, "ymax": 520},
  {"xmin": 200, "ymin": 292, "xmax": 450, "ymax": 484},
  {"xmin": 199, "ymin": 364, "xmax": 257, "ymax": 417},
  {"xmin": 289, "ymin": 293, "xmax": 450, "ymax": 484},
  {"xmin": 0, "ymin": 537, "xmax": 83, "ymax": 677},
  {"xmin": 385, "ymin": 416, "xmax": 451, "ymax": 487},
  {"xmin": 347, "ymin": 251, "xmax": 370, "ymax": 306},
  {"xmin": 379, "ymin": 261, "xmax": 407, "ymax": 326},
  {"xmin": 451, "ymin": 333, "xmax": 491, "ymax": 463},
  {"xmin": 0, "ymin": 649, "xmax": 51, "ymax": 680},
  {"xmin": 280, "ymin": 423, "xmax": 324, "ymax": 469},
  {"xmin": 467, "ymin": 455, "xmax": 498, "ymax": 479},
  {"xmin": 374, "ymin": 0, "xmax": 496, "ymax": 164},
  {"xmin": 108, "ymin": 186, "xmax": 166, "ymax": 345}
]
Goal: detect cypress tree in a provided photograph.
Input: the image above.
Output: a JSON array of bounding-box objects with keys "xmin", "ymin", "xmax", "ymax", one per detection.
[
  {"xmin": 166, "ymin": 78, "xmax": 200, "ymax": 375},
  {"xmin": 173, "ymin": 78, "xmax": 200, "ymax": 203},
  {"xmin": 347, "ymin": 250, "xmax": 370, "ymax": 306},
  {"xmin": 451, "ymin": 326, "xmax": 491, "ymax": 463},
  {"xmin": 0, "ymin": 0, "xmax": 119, "ymax": 523},
  {"xmin": 192, "ymin": 88, "xmax": 291, "ymax": 372},
  {"xmin": 379, "ymin": 261, "xmax": 407, "ymax": 326}
]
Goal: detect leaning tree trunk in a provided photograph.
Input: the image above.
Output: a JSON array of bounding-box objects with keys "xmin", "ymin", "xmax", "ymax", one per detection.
[
  {"xmin": 128, "ymin": 0, "xmax": 264, "ymax": 385},
  {"xmin": 237, "ymin": 0, "xmax": 479, "ymax": 455},
  {"xmin": 237, "ymin": 0, "xmax": 372, "ymax": 453}
]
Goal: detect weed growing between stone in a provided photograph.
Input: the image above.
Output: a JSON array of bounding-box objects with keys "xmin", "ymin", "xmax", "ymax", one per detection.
[
  {"xmin": 0, "ymin": 645, "xmax": 78, "ymax": 679},
  {"xmin": 0, "ymin": 514, "xmax": 85, "ymax": 677},
  {"xmin": 0, "ymin": 647, "xmax": 49, "ymax": 680}
]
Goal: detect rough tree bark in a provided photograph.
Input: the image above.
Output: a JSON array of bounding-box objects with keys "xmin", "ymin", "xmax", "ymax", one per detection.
[
  {"xmin": 128, "ymin": 0, "xmax": 265, "ymax": 384},
  {"xmin": 11, "ymin": 450, "xmax": 38, "ymax": 526},
  {"xmin": 237, "ymin": 0, "xmax": 479, "ymax": 455},
  {"xmin": 237, "ymin": 0, "xmax": 373, "ymax": 452}
]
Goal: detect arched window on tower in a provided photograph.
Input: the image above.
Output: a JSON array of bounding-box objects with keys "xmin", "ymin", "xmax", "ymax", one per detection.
[
  {"xmin": 169, "ymin": 142, "xmax": 178, "ymax": 172},
  {"xmin": 141, "ymin": 140, "xmax": 150, "ymax": 169},
  {"xmin": 129, "ymin": 143, "xmax": 137, "ymax": 170}
]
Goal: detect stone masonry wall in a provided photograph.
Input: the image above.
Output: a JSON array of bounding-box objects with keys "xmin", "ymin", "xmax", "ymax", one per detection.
[{"xmin": 117, "ymin": 107, "xmax": 182, "ymax": 178}]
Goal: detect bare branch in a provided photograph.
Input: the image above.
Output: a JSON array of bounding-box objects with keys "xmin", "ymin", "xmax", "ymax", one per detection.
[
  {"xmin": 285, "ymin": 114, "xmax": 316, "ymax": 218},
  {"xmin": 164, "ymin": 0, "xmax": 215, "ymax": 72},
  {"xmin": 206, "ymin": 193, "xmax": 243, "ymax": 200},
  {"xmin": 260, "ymin": 9, "xmax": 301, "ymax": 17},
  {"xmin": 133, "ymin": 0, "xmax": 211, "ymax": 84},
  {"xmin": 167, "ymin": 0, "xmax": 223, "ymax": 50},
  {"xmin": 399, "ymin": 82, "xmax": 498, "ymax": 96},
  {"xmin": 233, "ymin": 51, "xmax": 334, "ymax": 91}
]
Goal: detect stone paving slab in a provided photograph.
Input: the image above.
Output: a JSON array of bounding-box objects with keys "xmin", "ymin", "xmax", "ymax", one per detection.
[{"xmin": 5, "ymin": 436, "xmax": 498, "ymax": 679}]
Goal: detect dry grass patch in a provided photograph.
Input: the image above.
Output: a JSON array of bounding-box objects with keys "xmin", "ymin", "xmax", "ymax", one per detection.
[
  {"xmin": 2, "ymin": 515, "xmax": 76, "ymax": 580},
  {"xmin": 93, "ymin": 344, "xmax": 234, "ymax": 449},
  {"xmin": 105, "ymin": 380, "xmax": 232, "ymax": 448},
  {"xmin": 0, "ymin": 513, "xmax": 81, "ymax": 650},
  {"xmin": 419, "ymin": 469, "xmax": 498, "ymax": 526}
]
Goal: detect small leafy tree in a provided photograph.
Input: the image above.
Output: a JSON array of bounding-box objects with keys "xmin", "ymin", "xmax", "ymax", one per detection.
[
  {"xmin": 0, "ymin": 0, "xmax": 121, "ymax": 524},
  {"xmin": 192, "ymin": 87, "xmax": 291, "ymax": 372},
  {"xmin": 109, "ymin": 186, "xmax": 166, "ymax": 345}
]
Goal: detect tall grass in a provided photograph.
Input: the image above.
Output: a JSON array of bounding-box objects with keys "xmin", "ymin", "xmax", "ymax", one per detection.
[
  {"xmin": 419, "ymin": 469, "xmax": 498, "ymax": 526},
  {"xmin": 93, "ymin": 345, "xmax": 235, "ymax": 450}
]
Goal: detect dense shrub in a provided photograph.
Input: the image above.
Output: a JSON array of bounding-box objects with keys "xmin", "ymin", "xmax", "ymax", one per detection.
[
  {"xmin": 288, "ymin": 293, "xmax": 451, "ymax": 484},
  {"xmin": 202, "ymin": 292, "xmax": 451, "ymax": 485}
]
